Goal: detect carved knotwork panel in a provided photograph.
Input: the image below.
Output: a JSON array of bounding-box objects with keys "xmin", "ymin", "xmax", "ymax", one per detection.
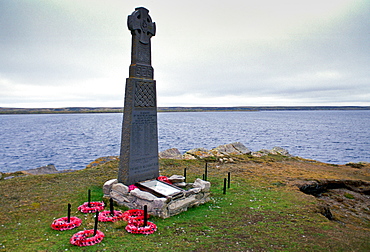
[{"xmin": 134, "ymin": 81, "xmax": 155, "ymax": 107}]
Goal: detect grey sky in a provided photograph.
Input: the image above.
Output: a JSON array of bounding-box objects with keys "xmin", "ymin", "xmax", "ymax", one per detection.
[{"xmin": 0, "ymin": 0, "xmax": 369, "ymax": 108}]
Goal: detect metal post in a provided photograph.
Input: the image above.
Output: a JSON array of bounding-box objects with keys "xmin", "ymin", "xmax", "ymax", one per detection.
[
  {"xmin": 144, "ymin": 205, "xmax": 148, "ymax": 227},
  {"xmin": 223, "ymin": 178, "xmax": 227, "ymax": 194},
  {"xmin": 88, "ymin": 189, "xmax": 91, "ymax": 207},
  {"xmin": 228, "ymin": 172, "xmax": 231, "ymax": 188},
  {"xmin": 204, "ymin": 162, "xmax": 208, "ymax": 181},
  {"xmin": 67, "ymin": 203, "xmax": 71, "ymax": 223},
  {"xmin": 110, "ymin": 198, "xmax": 114, "ymax": 216},
  {"xmin": 93, "ymin": 211, "xmax": 99, "ymax": 236}
]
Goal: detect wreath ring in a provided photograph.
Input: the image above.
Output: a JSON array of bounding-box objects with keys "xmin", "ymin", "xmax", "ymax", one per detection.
[
  {"xmin": 123, "ymin": 209, "xmax": 149, "ymax": 224},
  {"xmin": 78, "ymin": 201, "xmax": 105, "ymax": 213},
  {"xmin": 70, "ymin": 229, "xmax": 105, "ymax": 247},
  {"xmin": 125, "ymin": 221, "xmax": 157, "ymax": 235},
  {"xmin": 51, "ymin": 216, "xmax": 82, "ymax": 231},
  {"xmin": 98, "ymin": 210, "xmax": 125, "ymax": 222}
]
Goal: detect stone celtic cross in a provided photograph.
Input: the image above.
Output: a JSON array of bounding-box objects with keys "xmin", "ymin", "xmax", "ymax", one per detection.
[
  {"xmin": 128, "ymin": 7, "xmax": 156, "ymax": 45},
  {"xmin": 118, "ymin": 7, "xmax": 159, "ymax": 185}
]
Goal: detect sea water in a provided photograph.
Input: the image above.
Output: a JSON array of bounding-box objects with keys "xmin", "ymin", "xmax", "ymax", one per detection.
[{"xmin": 0, "ymin": 111, "xmax": 369, "ymax": 173}]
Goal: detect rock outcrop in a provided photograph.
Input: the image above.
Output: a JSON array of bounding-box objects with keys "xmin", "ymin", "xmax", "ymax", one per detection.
[
  {"xmin": 3, "ymin": 164, "xmax": 75, "ymax": 179},
  {"xmin": 158, "ymin": 148, "xmax": 182, "ymax": 159},
  {"xmin": 21, "ymin": 164, "xmax": 74, "ymax": 175},
  {"xmin": 158, "ymin": 142, "xmax": 291, "ymax": 161},
  {"xmin": 86, "ymin": 156, "xmax": 118, "ymax": 168},
  {"xmin": 211, "ymin": 142, "xmax": 251, "ymax": 156},
  {"xmin": 297, "ymin": 179, "xmax": 370, "ymax": 221},
  {"xmin": 21, "ymin": 164, "xmax": 59, "ymax": 175},
  {"xmin": 251, "ymin": 146, "xmax": 292, "ymax": 158},
  {"xmin": 185, "ymin": 148, "xmax": 214, "ymax": 159}
]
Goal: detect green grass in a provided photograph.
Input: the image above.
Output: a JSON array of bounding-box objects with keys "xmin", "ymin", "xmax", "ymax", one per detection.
[{"xmin": 0, "ymin": 158, "xmax": 369, "ymax": 251}]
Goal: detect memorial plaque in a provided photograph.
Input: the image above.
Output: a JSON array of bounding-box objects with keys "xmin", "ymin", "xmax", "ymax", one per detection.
[
  {"xmin": 118, "ymin": 7, "xmax": 159, "ymax": 185},
  {"xmin": 135, "ymin": 179, "xmax": 184, "ymax": 198}
]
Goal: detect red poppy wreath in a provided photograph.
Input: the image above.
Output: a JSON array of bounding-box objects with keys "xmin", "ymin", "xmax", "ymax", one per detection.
[
  {"xmin": 70, "ymin": 229, "xmax": 104, "ymax": 247},
  {"xmin": 51, "ymin": 216, "xmax": 82, "ymax": 231},
  {"xmin": 78, "ymin": 201, "xmax": 105, "ymax": 213},
  {"xmin": 98, "ymin": 210, "xmax": 125, "ymax": 222},
  {"xmin": 125, "ymin": 221, "xmax": 157, "ymax": 235},
  {"xmin": 123, "ymin": 209, "xmax": 149, "ymax": 224}
]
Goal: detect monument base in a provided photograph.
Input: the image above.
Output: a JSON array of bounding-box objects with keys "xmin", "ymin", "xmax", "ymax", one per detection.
[{"xmin": 103, "ymin": 177, "xmax": 211, "ymax": 218}]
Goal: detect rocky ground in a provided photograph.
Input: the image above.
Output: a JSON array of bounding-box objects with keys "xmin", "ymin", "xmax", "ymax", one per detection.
[
  {"xmin": 226, "ymin": 156, "xmax": 370, "ymax": 228},
  {"xmin": 159, "ymin": 142, "xmax": 370, "ymax": 227}
]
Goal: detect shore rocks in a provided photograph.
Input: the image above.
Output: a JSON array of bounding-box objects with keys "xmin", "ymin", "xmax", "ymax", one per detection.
[
  {"xmin": 21, "ymin": 164, "xmax": 58, "ymax": 175},
  {"xmin": 182, "ymin": 153, "xmax": 196, "ymax": 160},
  {"xmin": 159, "ymin": 142, "xmax": 291, "ymax": 161},
  {"xmin": 270, "ymin": 147, "xmax": 292, "ymax": 156},
  {"xmin": 185, "ymin": 148, "xmax": 214, "ymax": 159},
  {"xmin": 251, "ymin": 147, "xmax": 292, "ymax": 158},
  {"xmin": 232, "ymin": 142, "xmax": 252, "ymax": 154},
  {"xmin": 158, "ymin": 148, "xmax": 182, "ymax": 159},
  {"xmin": 86, "ymin": 156, "xmax": 118, "ymax": 168},
  {"xmin": 3, "ymin": 142, "xmax": 292, "ymax": 179}
]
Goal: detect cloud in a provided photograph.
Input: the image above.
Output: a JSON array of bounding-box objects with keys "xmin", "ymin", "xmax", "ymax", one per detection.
[{"xmin": 0, "ymin": 0, "xmax": 369, "ymax": 107}]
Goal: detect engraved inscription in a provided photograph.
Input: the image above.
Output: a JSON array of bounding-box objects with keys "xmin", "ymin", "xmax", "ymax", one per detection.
[
  {"xmin": 134, "ymin": 81, "xmax": 155, "ymax": 107},
  {"xmin": 131, "ymin": 111, "xmax": 157, "ymax": 157},
  {"xmin": 130, "ymin": 159, "xmax": 158, "ymax": 174},
  {"xmin": 129, "ymin": 110, "xmax": 158, "ymax": 179}
]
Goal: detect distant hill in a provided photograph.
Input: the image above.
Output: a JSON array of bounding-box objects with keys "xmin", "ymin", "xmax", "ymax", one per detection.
[
  {"xmin": 0, "ymin": 107, "xmax": 123, "ymax": 114},
  {"xmin": 158, "ymin": 106, "xmax": 370, "ymax": 112},
  {"xmin": 0, "ymin": 106, "xmax": 369, "ymax": 114}
]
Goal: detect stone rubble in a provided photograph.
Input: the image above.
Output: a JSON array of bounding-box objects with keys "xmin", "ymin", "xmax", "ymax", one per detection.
[{"xmin": 104, "ymin": 177, "xmax": 211, "ymax": 218}]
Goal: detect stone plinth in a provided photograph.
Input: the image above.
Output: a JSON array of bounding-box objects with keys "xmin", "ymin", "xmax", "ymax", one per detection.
[{"xmin": 103, "ymin": 178, "xmax": 211, "ymax": 218}]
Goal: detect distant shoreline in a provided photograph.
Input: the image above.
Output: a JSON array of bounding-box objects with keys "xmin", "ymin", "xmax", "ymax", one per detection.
[{"xmin": 0, "ymin": 106, "xmax": 369, "ymax": 114}]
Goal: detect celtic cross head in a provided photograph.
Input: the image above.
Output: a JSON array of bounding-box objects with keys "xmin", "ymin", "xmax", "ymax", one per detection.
[{"xmin": 127, "ymin": 7, "xmax": 156, "ymax": 44}]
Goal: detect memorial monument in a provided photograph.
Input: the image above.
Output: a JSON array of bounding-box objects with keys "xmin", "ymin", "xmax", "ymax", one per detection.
[
  {"xmin": 118, "ymin": 7, "xmax": 159, "ymax": 185},
  {"xmin": 104, "ymin": 7, "xmax": 210, "ymax": 218}
]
